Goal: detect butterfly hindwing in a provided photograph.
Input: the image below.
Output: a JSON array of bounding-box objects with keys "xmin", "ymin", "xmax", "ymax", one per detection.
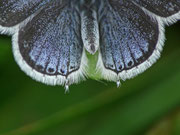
[
  {"xmin": 97, "ymin": 0, "xmax": 164, "ymax": 81},
  {"xmin": 12, "ymin": 0, "xmax": 87, "ymax": 86}
]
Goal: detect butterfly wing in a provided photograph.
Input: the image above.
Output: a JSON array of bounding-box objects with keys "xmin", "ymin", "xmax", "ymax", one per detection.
[
  {"xmin": 12, "ymin": 0, "xmax": 87, "ymax": 87},
  {"xmin": 0, "ymin": 0, "xmax": 51, "ymax": 34},
  {"xmin": 132, "ymin": 0, "xmax": 180, "ymax": 24},
  {"xmin": 97, "ymin": 0, "xmax": 179, "ymax": 83}
]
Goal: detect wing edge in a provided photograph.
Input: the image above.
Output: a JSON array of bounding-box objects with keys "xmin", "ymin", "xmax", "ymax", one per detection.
[
  {"xmin": 96, "ymin": 15, "xmax": 166, "ymax": 84},
  {"xmin": 12, "ymin": 31, "xmax": 88, "ymax": 88},
  {"xmin": 132, "ymin": 1, "xmax": 180, "ymax": 26},
  {"xmin": 0, "ymin": 6, "xmax": 41, "ymax": 35}
]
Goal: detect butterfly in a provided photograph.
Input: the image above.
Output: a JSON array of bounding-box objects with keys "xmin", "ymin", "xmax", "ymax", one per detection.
[{"xmin": 0, "ymin": 0, "xmax": 180, "ymax": 91}]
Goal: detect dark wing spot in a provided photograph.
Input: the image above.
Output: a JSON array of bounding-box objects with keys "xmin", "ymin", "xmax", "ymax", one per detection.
[
  {"xmin": 48, "ymin": 68, "xmax": 54, "ymax": 73},
  {"xmin": 127, "ymin": 60, "xmax": 133, "ymax": 67}
]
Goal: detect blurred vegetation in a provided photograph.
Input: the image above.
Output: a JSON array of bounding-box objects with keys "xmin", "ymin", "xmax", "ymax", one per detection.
[{"xmin": 0, "ymin": 22, "xmax": 179, "ymax": 135}]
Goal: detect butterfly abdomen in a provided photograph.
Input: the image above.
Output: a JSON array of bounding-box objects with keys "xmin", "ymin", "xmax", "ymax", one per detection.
[{"xmin": 79, "ymin": 0, "xmax": 100, "ymax": 54}]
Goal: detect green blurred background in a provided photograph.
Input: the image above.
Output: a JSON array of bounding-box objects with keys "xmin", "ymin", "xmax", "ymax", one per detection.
[{"xmin": 0, "ymin": 22, "xmax": 180, "ymax": 135}]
